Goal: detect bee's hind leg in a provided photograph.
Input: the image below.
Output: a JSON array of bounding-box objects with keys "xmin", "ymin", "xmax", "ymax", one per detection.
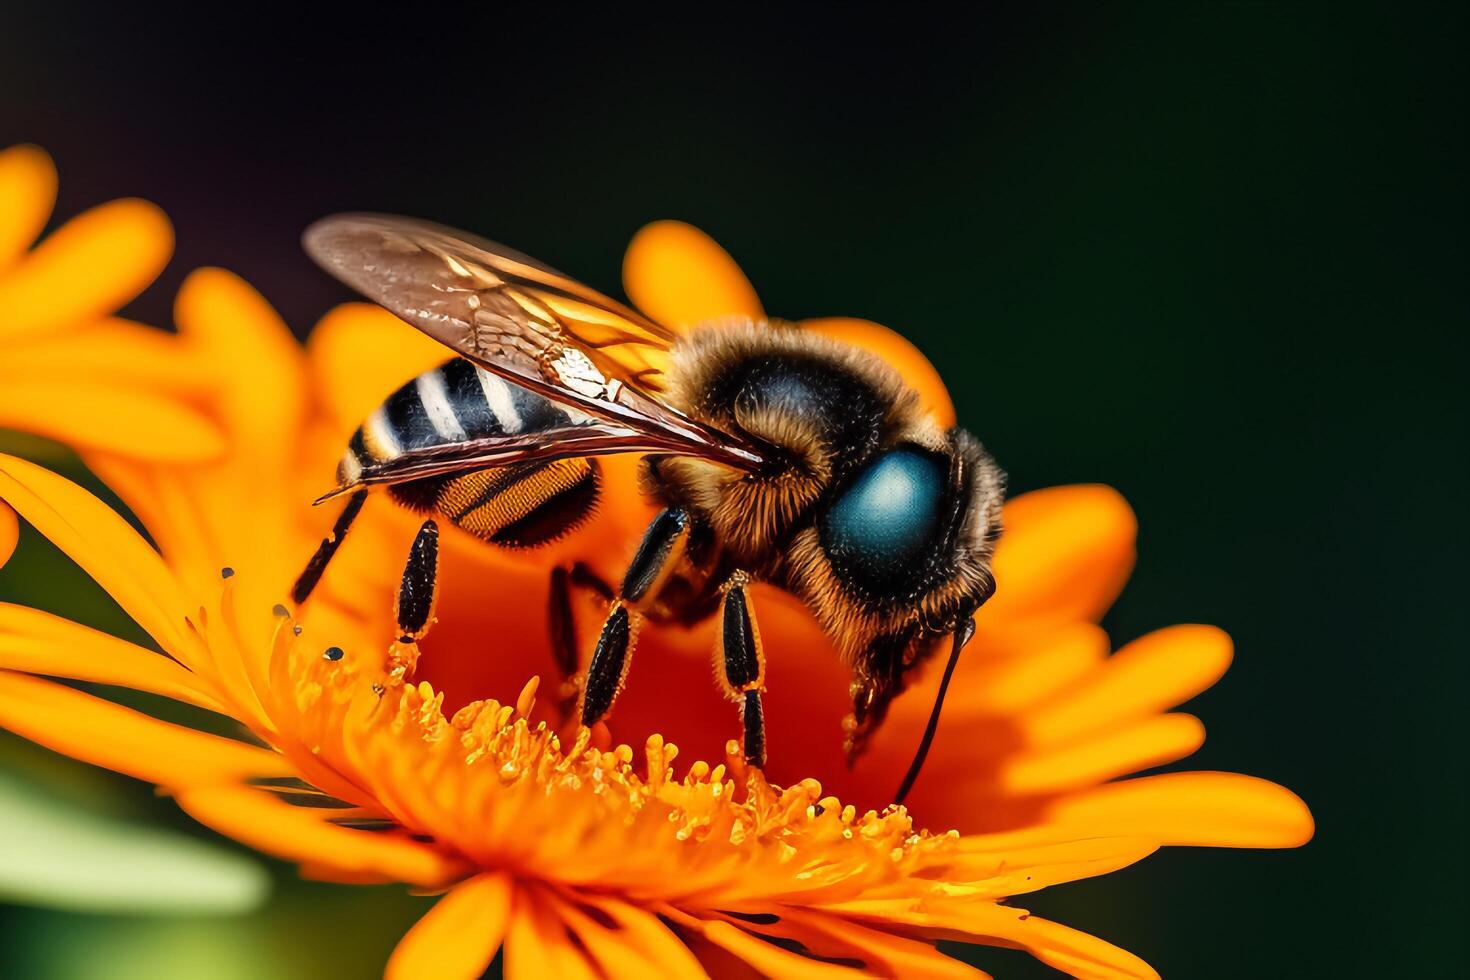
[
  {"xmin": 578, "ymin": 508, "xmax": 691, "ymax": 728},
  {"xmin": 717, "ymin": 571, "xmax": 767, "ymax": 768},
  {"xmin": 387, "ymin": 519, "xmax": 439, "ymax": 684}
]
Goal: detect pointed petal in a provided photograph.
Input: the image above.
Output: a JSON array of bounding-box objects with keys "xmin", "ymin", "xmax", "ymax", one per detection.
[
  {"xmin": 985, "ymin": 485, "xmax": 1137, "ymax": 625},
  {"xmin": 803, "ymin": 317, "xmax": 956, "ymax": 428},
  {"xmin": 1022, "ymin": 626, "xmax": 1232, "ymax": 745},
  {"xmin": 1043, "ymin": 771, "xmax": 1314, "ymax": 848},
  {"xmin": 386, "ymin": 874, "xmax": 512, "ymax": 980},
  {"xmin": 0, "ymin": 672, "xmax": 286, "ymax": 786},
  {"xmin": 0, "ymin": 198, "xmax": 173, "ymax": 342},
  {"xmin": 0, "ymin": 144, "xmax": 57, "ymax": 267},
  {"xmin": 835, "ymin": 903, "xmax": 1157, "ymax": 980},
  {"xmin": 175, "ymin": 785, "xmax": 471, "ymax": 887},
  {"xmin": 0, "ymin": 454, "xmax": 199, "ymax": 658},
  {"xmin": 0, "ymin": 603, "xmax": 224, "ymax": 711},
  {"xmin": 0, "ymin": 381, "xmax": 226, "ymax": 461},
  {"xmin": 623, "ymin": 220, "xmax": 763, "ymax": 327}
]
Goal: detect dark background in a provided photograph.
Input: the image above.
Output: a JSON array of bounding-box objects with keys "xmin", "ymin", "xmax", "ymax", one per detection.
[{"xmin": 2, "ymin": 4, "xmax": 1464, "ymax": 977}]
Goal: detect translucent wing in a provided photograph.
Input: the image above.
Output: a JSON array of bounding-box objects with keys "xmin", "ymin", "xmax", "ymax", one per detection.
[
  {"xmin": 304, "ymin": 213, "xmax": 765, "ymax": 470},
  {"xmin": 320, "ymin": 420, "xmax": 709, "ymax": 503}
]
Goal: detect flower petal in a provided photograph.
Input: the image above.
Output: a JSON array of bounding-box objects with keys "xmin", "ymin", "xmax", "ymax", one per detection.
[
  {"xmin": 386, "ymin": 873, "xmax": 512, "ymax": 980},
  {"xmin": 1043, "ymin": 771, "xmax": 1315, "ymax": 848},
  {"xmin": 0, "ymin": 144, "xmax": 57, "ymax": 268},
  {"xmin": 722, "ymin": 907, "xmax": 987, "ymax": 979},
  {"xmin": 0, "ymin": 454, "xmax": 201, "ymax": 659},
  {"xmin": 985, "ymin": 485, "xmax": 1137, "ymax": 625},
  {"xmin": 573, "ymin": 895, "xmax": 708, "ymax": 980},
  {"xmin": 0, "ymin": 198, "xmax": 173, "ymax": 342},
  {"xmin": 804, "ymin": 317, "xmax": 956, "ymax": 428},
  {"xmin": 504, "ymin": 889, "xmax": 601, "ymax": 980},
  {"xmin": 0, "ymin": 502, "xmax": 15, "ymax": 567},
  {"xmin": 1021, "ymin": 626, "xmax": 1232, "ymax": 745},
  {"xmin": 0, "ymin": 604, "xmax": 225, "ymax": 711},
  {"xmin": 0, "ymin": 381, "xmax": 226, "ymax": 461},
  {"xmin": 666, "ymin": 908, "xmax": 866, "ymax": 979},
  {"xmin": 622, "ymin": 220, "xmax": 764, "ymax": 327},
  {"xmin": 175, "ymin": 785, "xmax": 471, "ymax": 887},
  {"xmin": 0, "ymin": 672, "xmax": 286, "ymax": 786},
  {"xmin": 4, "ymin": 317, "xmax": 215, "ymax": 393},
  {"xmin": 1000, "ymin": 713, "xmax": 1206, "ymax": 794},
  {"xmin": 543, "ymin": 891, "xmax": 703, "ymax": 979}
]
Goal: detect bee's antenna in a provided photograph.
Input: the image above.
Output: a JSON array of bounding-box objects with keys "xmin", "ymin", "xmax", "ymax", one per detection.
[{"xmin": 893, "ymin": 609, "xmax": 977, "ymax": 806}]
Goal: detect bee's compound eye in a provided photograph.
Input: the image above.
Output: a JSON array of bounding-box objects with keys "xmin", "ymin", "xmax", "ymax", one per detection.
[{"xmin": 819, "ymin": 447, "xmax": 946, "ymax": 595}]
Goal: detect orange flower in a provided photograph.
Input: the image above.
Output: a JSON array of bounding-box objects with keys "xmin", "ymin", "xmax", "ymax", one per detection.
[{"xmin": 0, "ymin": 146, "xmax": 1312, "ymax": 978}]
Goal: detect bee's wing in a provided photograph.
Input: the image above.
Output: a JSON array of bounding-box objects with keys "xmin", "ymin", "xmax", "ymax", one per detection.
[
  {"xmin": 323, "ymin": 418, "xmax": 709, "ymax": 502},
  {"xmin": 304, "ymin": 213, "xmax": 766, "ymax": 470}
]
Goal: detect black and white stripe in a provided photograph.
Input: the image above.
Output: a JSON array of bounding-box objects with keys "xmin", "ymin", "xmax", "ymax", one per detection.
[{"xmin": 337, "ymin": 357, "xmax": 584, "ymax": 485}]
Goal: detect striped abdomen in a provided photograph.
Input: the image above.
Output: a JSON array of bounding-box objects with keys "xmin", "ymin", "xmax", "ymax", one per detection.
[{"xmin": 342, "ymin": 358, "xmax": 600, "ymax": 548}]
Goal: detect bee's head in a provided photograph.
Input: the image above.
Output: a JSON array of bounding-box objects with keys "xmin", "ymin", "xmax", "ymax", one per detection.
[{"xmin": 813, "ymin": 428, "xmax": 1005, "ymax": 636}]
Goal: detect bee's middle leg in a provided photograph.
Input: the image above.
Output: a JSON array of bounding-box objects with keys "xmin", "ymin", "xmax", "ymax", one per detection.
[
  {"xmin": 579, "ymin": 508, "xmax": 691, "ymax": 727},
  {"xmin": 717, "ymin": 571, "xmax": 767, "ymax": 768},
  {"xmin": 388, "ymin": 519, "xmax": 439, "ymax": 684}
]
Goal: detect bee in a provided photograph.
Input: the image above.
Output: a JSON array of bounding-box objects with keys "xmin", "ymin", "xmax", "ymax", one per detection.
[{"xmin": 293, "ymin": 215, "xmax": 1004, "ymax": 801}]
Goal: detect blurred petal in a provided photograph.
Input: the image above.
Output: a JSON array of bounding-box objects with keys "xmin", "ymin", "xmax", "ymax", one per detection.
[
  {"xmin": 0, "ymin": 198, "xmax": 173, "ymax": 342},
  {"xmin": 0, "ymin": 603, "xmax": 224, "ymax": 711},
  {"xmin": 986, "ymin": 485, "xmax": 1137, "ymax": 625},
  {"xmin": 387, "ymin": 874, "xmax": 511, "ymax": 980},
  {"xmin": 0, "ymin": 770, "xmax": 270, "ymax": 914},
  {"xmin": 0, "ymin": 672, "xmax": 287, "ymax": 786},
  {"xmin": 1043, "ymin": 772, "xmax": 1315, "ymax": 848},
  {"xmin": 804, "ymin": 317, "xmax": 956, "ymax": 428},
  {"xmin": 0, "ymin": 502, "xmax": 15, "ymax": 567},
  {"xmin": 623, "ymin": 220, "xmax": 763, "ymax": 327},
  {"xmin": 1021, "ymin": 626, "xmax": 1232, "ymax": 745},
  {"xmin": 0, "ymin": 144, "xmax": 57, "ymax": 267},
  {"xmin": 0, "ymin": 453, "xmax": 201, "ymax": 658},
  {"xmin": 176, "ymin": 786, "xmax": 471, "ymax": 887},
  {"xmin": 174, "ymin": 267, "xmax": 307, "ymax": 460},
  {"xmin": 0, "ymin": 381, "xmax": 226, "ymax": 461},
  {"xmin": 504, "ymin": 890, "xmax": 600, "ymax": 980},
  {"xmin": 4, "ymin": 317, "xmax": 216, "ymax": 392}
]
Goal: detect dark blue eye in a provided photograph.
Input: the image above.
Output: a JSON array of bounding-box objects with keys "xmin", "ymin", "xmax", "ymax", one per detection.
[{"xmin": 819, "ymin": 447, "xmax": 947, "ymax": 594}]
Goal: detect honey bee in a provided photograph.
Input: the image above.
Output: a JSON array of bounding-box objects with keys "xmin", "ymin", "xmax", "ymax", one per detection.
[{"xmin": 294, "ymin": 215, "xmax": 1004, "ymax": 801}]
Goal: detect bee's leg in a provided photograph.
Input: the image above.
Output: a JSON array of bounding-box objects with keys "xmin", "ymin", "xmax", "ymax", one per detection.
[
  {"xmin": 291, "ymin": 489, "xmax": 368, "ymax": 605},
  {"xmin": 579, "ymin": 508, "xmax": 691, "ymax": 727},
  {"xmin": 717, "ymin": 571, "xmax": 767, "ymax": 768},
  {"xmin": 387, "ymin": 519, "xmax": 439, "ymax": 684}
]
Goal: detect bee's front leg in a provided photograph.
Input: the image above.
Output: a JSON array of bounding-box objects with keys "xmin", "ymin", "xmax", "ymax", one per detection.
[
  {"xmin": 387, "ymin": 519, "xmax": 439, "ymax": 684},
  {"xmin": 717, "ymin": 571, "xmax": 767, "ymax": 768},
  {"xmin": 578, "ymin": 508, "xmax": 692, "ymax": 727}
]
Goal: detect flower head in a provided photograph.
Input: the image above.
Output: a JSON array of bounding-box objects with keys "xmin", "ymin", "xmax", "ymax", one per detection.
[{"xmin": 0, "ymin": 145, "xmax": 1312, "ymax": 978}]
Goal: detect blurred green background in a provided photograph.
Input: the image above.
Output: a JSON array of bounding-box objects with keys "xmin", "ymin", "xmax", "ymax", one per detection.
[{"xmin": 1, "ymin": 4, "xmax": 1464, "ymax": 977}]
